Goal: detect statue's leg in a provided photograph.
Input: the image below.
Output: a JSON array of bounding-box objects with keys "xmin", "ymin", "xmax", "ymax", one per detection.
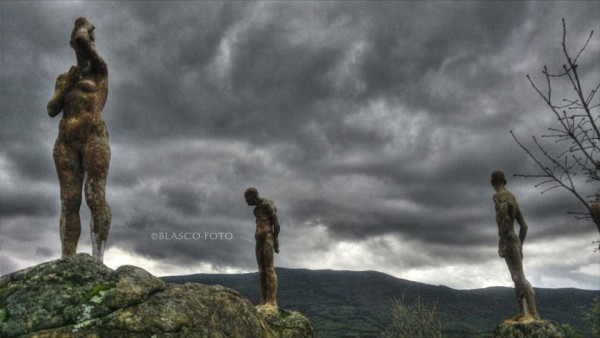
[
  {"xmin": 513, "ymin": 275, "xmax": 539, "ymax": 320},
  {"xmin": 83, "ymin": 138, "xmax": 111, "ymax": 262},
  {"xmin": 263, "ymin": 234, "xmax": 278, "ymax": 307},
  {"xmin": 523, "ymin": 279, "xmax": 540, "ymax": 319},
  {"xmin": 506, "ymin": 251, "xmax": 538, "ymax": 319},
  {"xmin": 256, "ymin": 240, "xmax": 266, "ymax": 305},
  {"xmin": 506, "ymin": 255, "xmax": 527, "ymax": 317},
  {"xmin": 53, "ymin": 140, "xmax": 83, "ymax": 258}
]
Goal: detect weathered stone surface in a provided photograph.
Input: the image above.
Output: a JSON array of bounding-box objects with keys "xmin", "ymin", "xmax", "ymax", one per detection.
[
  {"xmin": 0, "ymin": 253, "xmax": 154, "ymax": 337},
  {"xmin": 48, "ymin": 17, "xmax": 112, "ymax": 262},
  {"xmin": 258, "ymin": 307, "xmax": 315, "ymax": 338},
  {"xmin": 490, "ymin": 170, "xmax": 540, "ymax": 320},
  {"xmin": 0, "ymin": 254, "xmax": 313, "ymax": 338},
  {"xmin": 244, "ymin": 187, "xmax": 281, "ymax": 308},
  {"xmin": 492, "ymin": 319, "xmax": 566, "ymax": 338}
]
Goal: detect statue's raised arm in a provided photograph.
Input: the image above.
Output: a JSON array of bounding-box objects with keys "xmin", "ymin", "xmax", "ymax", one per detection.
[
  {"xmin": 47, "ymin": 18, "xmax": 108, "ymax": 117},
  {"xmin": 70, "ymin": 17, "xmax": 107, "ymax": 76}
]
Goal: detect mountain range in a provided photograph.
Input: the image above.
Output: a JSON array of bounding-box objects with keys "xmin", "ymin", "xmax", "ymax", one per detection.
[{"xmin": 162, "ymin": 268, "xmax": 599, "ymax": 337}]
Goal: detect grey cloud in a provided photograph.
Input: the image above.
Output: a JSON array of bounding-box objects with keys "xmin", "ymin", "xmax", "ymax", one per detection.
[
  {"xmin": 0, "ymin": 256, "xmax": 20, "ymax": 276},
  {"xmin": 159, "ymin": 183, "xmax": 203, "ymax": 217},
  {"xmin": 1, "ymin": 1, "xmax": 598, "ymax": 289},
  {"xmin": 35, "ymin": 247, "xmax": 55, "ymax": 258},
  {"xmin": 4, "ymin": 140, "xmax": 57, "ymax": 183},
  {"xmin": 0, "ymin": 190, "xmax": 56, "ymax": 218}
]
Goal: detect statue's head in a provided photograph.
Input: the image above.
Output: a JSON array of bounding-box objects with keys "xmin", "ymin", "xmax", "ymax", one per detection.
[
  {"xmin": 491, "ymin": 170, "xmax": 507, "ymax": 187},
  {"xmin": 244, "ymin": 187, "xmax": 259, "ymax": 206},
  {"xmin": 70, "ymin": 17, "xmax": 95, "ymax": 49}
]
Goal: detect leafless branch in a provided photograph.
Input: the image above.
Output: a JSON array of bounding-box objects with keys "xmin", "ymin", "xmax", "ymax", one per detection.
[{"xmin": 511, "ymin": 20, "xmax": 599, "ymax": 238}]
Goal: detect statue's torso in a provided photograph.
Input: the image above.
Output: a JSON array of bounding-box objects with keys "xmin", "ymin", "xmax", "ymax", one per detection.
[
  {"xmin": 254, "ymin": 198, "xmax": 276, "ymax": 239},
  {"xmin": 494, "ymin": 190, "xmax": 522, "ymax": 256},
  {"xmin": 59, "ymin": 72, "xmax": 108, "ymax": 143}
]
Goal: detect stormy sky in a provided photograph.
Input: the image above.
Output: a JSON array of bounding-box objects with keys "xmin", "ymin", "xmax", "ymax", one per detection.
[{"xmin": 1, "ymin": 1, "xmax": 599, "ymax": 290}]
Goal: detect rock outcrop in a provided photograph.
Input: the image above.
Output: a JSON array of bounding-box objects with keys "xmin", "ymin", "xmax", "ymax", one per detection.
[
  {"xmin": 0, "ymin": 254, "xmax": 313, "ymax": 338},
  {"xmin": 258, "ymin": 307, "xmax": 315, "ymax": 338},
  {"xmin": 492, "ymin": 319, "xmax": 566, "ymax": 338}
]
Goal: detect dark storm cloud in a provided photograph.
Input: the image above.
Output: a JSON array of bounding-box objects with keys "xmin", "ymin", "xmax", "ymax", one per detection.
[
  {"xmin": 107, "ymin": 183, "xmax": 256, "ymax": 271},
  {"xmin": 159, "ymin": 183, "xmax": 203, "ymax": 217},
  {"xmin": 0, "ymin": 190, "xmax": 55, "ymax": 218},
  {"xmin": 111, "ymin": 209, "xmax": 253, "ymax": 269},
  {"xmin": 1, "ymin": 1, "xmax": 598, "ymax": 288},
  {"xmin": 3, "ymin": 141, "xmax": 57, "ymax": 183}
]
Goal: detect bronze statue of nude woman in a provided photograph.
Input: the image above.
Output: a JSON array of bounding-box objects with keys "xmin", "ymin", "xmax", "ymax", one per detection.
[{"xmin": 47, "ymin": 17, "xmax": 111, "ymax": 262}]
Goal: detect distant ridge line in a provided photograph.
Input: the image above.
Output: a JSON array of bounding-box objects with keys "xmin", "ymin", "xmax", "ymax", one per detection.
[{"xmin": 162, "ymin": 267, "xmax": 599, "ymax": 336}]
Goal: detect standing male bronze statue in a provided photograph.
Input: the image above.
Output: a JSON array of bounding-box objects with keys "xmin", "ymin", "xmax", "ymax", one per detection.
[
  {"xmin": 47, "ymin": 18, "xmax": 111, "ymax": 262},
  {"xmin": 244, "ymin": 187, "xmax": 280, "ymax": 309},
  {"xmin": 491, "ymin": 171, "xmax": 540, "ymax": 322}
]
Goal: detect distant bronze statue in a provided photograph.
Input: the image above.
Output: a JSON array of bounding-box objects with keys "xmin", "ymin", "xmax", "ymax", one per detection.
[
  {"xmin": 244, "ymin": 187, "xmax": 280, "ymax": 308},
  {"xmin": 491, "ymin": 171, "xmax": 540, "ymax": 322},
  {"xmin": 47, "ymin": 18, "xmax": 111, "ymax": 262}
]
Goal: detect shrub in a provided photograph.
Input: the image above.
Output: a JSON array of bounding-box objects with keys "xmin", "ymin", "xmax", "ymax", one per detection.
[{"xmin": 384, "ymin": 295, "xmax": 442, "ymax": 338}]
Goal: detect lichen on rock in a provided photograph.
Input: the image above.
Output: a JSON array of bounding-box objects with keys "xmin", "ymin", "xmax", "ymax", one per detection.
[
  {"xmin": 492, "ymin": 319, "xmax": 566, "ymax": 338},
  {"xmin": 0, "ymin": 253, "xmax": 314, "ymax": 338},
  {"xmin": 258, "ymin": 307, "xmax": 315, "ymax": 338}
]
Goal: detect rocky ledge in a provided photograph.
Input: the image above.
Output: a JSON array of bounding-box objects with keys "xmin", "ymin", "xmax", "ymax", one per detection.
[
  {"xmin": 492, "ymin": 319, "xmax": 566, "ymax": 338},
  {"xmin": 0, "ymin": 254, "xmax": 313, "ymax": 338}
]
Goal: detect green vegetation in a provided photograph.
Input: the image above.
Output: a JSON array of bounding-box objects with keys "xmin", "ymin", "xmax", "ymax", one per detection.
[
  {"xmin": 585, "ymin": 296, "xmax": 600, "ymax": 338},
  {"xmin": 163, "ymin": 268, "xmax": 599, "ymax": 337},
  {"xmin": 561, "ymin": 295, "xmax": 600, "ymax": 338},
  {"xmin": 562, "ymin": 323, "xmax": 581, "ymax": 338},
  {"xmin": 85, "ymin": 281, "xmax": 113, "ymax": 302}
]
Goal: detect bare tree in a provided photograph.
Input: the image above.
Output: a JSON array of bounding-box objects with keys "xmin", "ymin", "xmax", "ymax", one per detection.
[
  {"xmin": 511, "ymin": 19, "xmax": 600, "ymax": 237},
  {"xmin": 384, "ymin": 295, "xmax": 442, "ymax": 338}
]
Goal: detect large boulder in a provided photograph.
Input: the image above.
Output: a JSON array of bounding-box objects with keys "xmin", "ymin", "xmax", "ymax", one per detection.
[
  {"xmin": 258, "ymin": 307, "xmax": 315, "ymax": 338},
  {"xmin": 0, "ymin": 254, "xmax": 313, "ymax": 338},
  {"xmin": 492, "ymin": 319, "xmax": 566, "ymax": 338}
]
